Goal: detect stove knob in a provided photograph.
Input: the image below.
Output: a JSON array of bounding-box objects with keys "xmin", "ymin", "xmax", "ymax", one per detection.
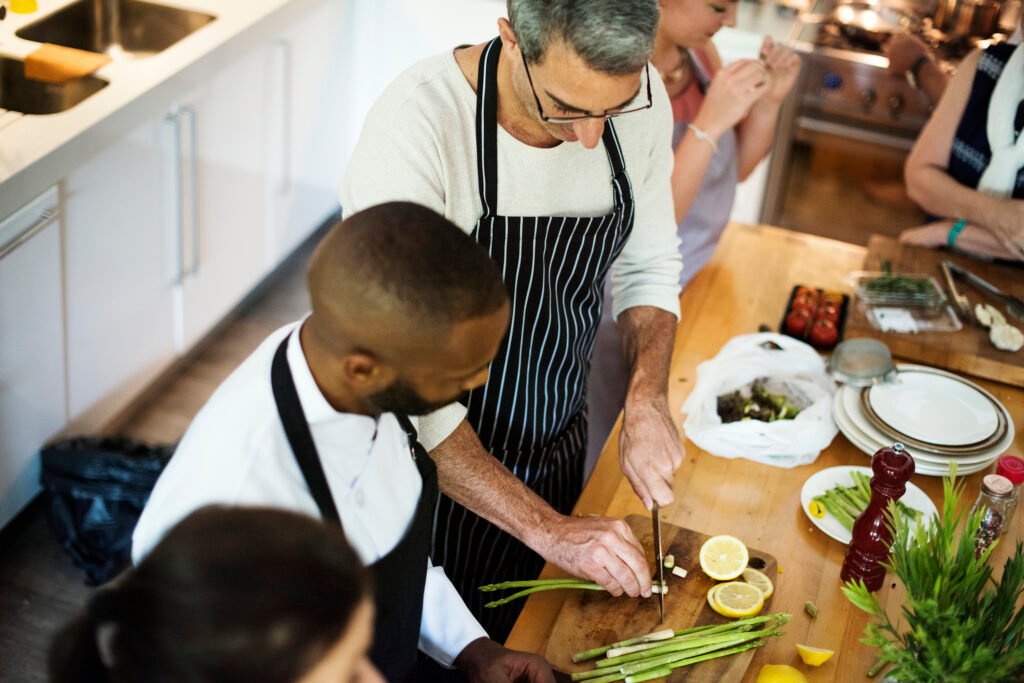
[
  {"xmin": 860, "ymin": 88, "xmax": 877, "ymax": 110},
  {"xmin": 823, "ymin": 73, "xmax": 843, "ymax": 90},
  {"xmin": 888, "ymin": 94, "xmax": 905, "ymax": 118}
]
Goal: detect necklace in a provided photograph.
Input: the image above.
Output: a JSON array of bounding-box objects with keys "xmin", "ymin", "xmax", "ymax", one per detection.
[{"xmin": 661, "ymin": 46, "xmax": 691, "ymax": 87}]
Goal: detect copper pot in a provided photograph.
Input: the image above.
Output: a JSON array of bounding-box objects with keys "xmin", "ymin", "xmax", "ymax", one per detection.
[{"xmin": 935, "ymin": 0, "xmax": 1005, "ymax": 35}]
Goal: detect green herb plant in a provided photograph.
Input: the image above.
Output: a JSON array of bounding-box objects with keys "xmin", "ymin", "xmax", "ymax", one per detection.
[{"xmin": 842, "ymin": 470, "xmax": 1024, "ymax": 682}]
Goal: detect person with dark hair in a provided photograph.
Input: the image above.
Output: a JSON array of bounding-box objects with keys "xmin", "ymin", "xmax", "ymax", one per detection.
[
  {"xmin": 132, "ymin": 202, "xmax": 553, "ymax": 682},
  {"xmin": 341, "ymin": 0, "xmax": 684, "ymax": 643},
  {"xmin": 51, "ymin": 506, "xmax": 382, "ymax": 683}
]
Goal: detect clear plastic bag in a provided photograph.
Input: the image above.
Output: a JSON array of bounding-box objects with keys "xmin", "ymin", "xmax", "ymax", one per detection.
[{"xmin": 681, "ymin": 333, "xmax": 839, "ymax": 468}]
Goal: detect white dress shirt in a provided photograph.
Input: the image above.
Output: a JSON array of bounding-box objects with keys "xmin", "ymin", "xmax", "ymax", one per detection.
[
  {"xmin": 339, "ymin": 47, "xmax": 682, "ymax": 451},
  {"xmin": 132, "ymin": 320, "xmax": 487, "ymax": 666}
]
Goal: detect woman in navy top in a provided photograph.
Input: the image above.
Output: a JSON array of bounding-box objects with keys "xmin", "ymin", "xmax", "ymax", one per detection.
[{"xmin": 900, "ymin": 29, "xmax": 1024, "ymax": 262}]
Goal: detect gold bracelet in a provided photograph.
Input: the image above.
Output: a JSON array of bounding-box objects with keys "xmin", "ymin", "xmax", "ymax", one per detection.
[{"xmin": 688, "ymin": 123, "xmax": 719, "ymax": 152}]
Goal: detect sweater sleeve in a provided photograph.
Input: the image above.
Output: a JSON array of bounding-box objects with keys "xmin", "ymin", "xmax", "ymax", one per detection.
[{"xmin": 608, "ymin": 71, "xmax": 682, "ymax": 321}]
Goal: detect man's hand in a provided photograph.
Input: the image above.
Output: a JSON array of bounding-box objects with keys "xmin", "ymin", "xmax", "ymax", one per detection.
[
  {"xmin": 455, "ymin": 638, "xmax": 556, "ymax": 683},
  {"xmin": 536, "ymin": 515, "xmax": 653, "ymax": 598},
  {"xmin": 619, "ymin": 400, "xmax": 685, "ymax": 510}
]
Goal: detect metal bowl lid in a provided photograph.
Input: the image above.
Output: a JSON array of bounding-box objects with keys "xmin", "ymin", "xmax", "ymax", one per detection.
[{"xmin": 828, "ymin": 338, "xmax": 897, "ymax": 387}]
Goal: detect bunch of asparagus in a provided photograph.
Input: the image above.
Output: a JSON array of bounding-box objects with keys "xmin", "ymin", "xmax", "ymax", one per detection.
[
  {"xmin": 813, "ymin": 471, "xmax": 922, "ymax": 531},
  {"xmin": 568, "ymin": 614, "xmax": 790, "ymax": 683}
]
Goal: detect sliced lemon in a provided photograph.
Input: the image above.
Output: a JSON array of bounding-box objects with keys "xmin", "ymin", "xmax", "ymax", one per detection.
[
  {"xmin": 795, "ymin": 643, "xmax": 834, "ymax": 666},
  {"xmin": 706, "ymin": 584, "xmax": 721, "ymax": 610},
  {"xmin": 712, "ymin": 581, "xmax": 764, "ymax": 618},
  {"xmin": 699, "ymin": 535, "xmax": 749, "ymax": 580},
  {"xmin": 741, "ymin": 567, "xmax": 774, "ymax": 600},
  {"xmin": 808, "ymin": 500, "xmax": 826, "ymax": 518},
  {"xmin": 756, "ymin": 664, "xmax": 808, "ymax": 683}
]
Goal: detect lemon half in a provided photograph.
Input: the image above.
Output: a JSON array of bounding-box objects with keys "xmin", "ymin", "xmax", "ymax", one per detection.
[
  {"xmin": 699, "ymin": 535, "xmax": 749, "ymax": 581},
  {"xmin": 795, "ymin": 643, "xmax": 835, "ymax": 666},
  {"xmin": 756, "ymin": 664, "xmax": 808, "ymax": 683},
  {"xmin": 711, "ymin": 580, "xmax": 764, "ymax": 618}
]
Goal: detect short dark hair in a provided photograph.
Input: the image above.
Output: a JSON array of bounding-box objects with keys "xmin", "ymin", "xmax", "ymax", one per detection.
[
  {"xmin": 508, "ymin": 0, "xmax": 659, "ymax": 74},
  {"xmin": 312, "ymin": 202, "xmax": 508, "ymax": 333},
  {"xmin": 49, "ymin": 507, "xmax": 370, "ymax": 683}
]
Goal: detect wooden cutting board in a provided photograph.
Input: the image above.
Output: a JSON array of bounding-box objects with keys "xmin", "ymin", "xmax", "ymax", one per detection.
[
  {"xmin": 545, "ymin": 515, "xmax": 778, "ymax": 682},
  {"xmin": 843, "ymin": 236, "xmax": 1024, "ymax": 388}
]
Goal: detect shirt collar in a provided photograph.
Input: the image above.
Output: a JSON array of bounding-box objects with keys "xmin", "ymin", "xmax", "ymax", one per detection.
[{"xmin": 286, "ymin": 319, "xmax": 377, "ymax": 429}]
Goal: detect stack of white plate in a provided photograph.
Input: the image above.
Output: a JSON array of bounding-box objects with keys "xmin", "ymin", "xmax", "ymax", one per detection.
[{"xmin": 832, "ymin": 364, "xmax": 1015, "ymax": 476}]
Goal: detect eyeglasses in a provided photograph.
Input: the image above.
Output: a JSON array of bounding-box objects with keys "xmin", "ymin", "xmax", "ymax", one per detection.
[{"xmin": 519, "ymin": 51, "xmax": 653, "ymax": 124}]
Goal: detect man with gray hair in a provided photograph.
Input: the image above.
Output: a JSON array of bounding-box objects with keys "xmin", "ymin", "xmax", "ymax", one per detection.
[{"xmin": 341, "ymin": 0, "xmax": 685, "ymax": 646}]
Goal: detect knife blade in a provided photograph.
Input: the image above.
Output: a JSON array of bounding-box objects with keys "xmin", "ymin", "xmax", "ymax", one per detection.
[
  {"xmin": 946, "ymin": 261, "xmax": 1024, "ymax": 321},
  {"xmin": 940, "ymin": 260, "xmax": 972, "ymax": 322},
  {"xmin": 652, "ymin": 504, "xmax": 665, "ymax": 623}
]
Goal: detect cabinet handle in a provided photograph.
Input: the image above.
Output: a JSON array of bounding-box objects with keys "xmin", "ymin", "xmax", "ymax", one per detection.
[
  {"xmin": 0, "ymin": 208, "xmax": 59, "ymax": 261},
  {"xmin": 165, "ymin": 112, "xmax": 186, "ymax": 285},
  {"xmin": 180, "ymin": 106, "xmax": 201, "ymax": 276},
  {"xmin": 274, "ymin": 40, "xmax": 292, "ymax": 195}
]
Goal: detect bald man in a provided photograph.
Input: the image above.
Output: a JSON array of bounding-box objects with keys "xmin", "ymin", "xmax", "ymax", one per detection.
[{"xmin": 132, "ymin": 203, "xmax": 554, "ymax": 683}]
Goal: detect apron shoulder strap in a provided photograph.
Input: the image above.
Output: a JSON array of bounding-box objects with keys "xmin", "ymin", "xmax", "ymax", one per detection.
[
  {"xmin": 475, "ymin": 37, "xmax": 503, "ymax": 218},
  {"xmin": 601, "ymin": 120, "xmax": 628, "ymax": 179},
  {"xmin": 271, "ymin": 336, "xmax": 343, "ymax": 526}
]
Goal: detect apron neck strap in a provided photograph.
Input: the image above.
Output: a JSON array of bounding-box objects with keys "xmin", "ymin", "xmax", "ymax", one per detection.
[
  {"xmin": 476, "ymin": 37, "xmax": 502, "ymax": 218},
  {"xmin": 270, "ymin": 336, "xmax": 342, "ymax": 525}
]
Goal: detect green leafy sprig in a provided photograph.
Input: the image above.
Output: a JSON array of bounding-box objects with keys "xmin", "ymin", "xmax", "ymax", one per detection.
[{"xmin": 842, "ymin": 468, "xmax": 1024, "ymax": 682}]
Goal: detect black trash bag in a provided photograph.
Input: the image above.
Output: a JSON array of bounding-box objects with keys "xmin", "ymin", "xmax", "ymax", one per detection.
[{"xmin": 39, "ymin": 436, "xmax": 174, "ymax": 586}]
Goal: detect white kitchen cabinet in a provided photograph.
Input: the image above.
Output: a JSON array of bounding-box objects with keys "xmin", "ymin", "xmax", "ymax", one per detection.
[
  {"xmin": 265, "ymin": 0, "xmax": 349, "ymax": 262},
  {"xmin": 63, "ymin": 119, "xmax": 179, "ymax": 430},
  {"xmin": 0, "ymin": 189, "xmax": 67, "ymax": 528},
  {"xmin": 174, "ymin": 43, "xmax": 271, "ymax": 349}
]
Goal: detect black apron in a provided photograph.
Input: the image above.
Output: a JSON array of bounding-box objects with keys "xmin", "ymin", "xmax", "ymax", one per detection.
[
  {"xmin": 430, "ymin": 36, "xmax": 637, "ymax": 642},
  {"xmin": 271, "ymin": 335, "xmax": 436, "ymax": 683}
]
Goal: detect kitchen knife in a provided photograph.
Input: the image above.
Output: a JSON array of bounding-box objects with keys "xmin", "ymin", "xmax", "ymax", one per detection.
[
  {"xmin": 946, "ymin": 261, "xmax": 1024, "ymax": 321},
  {"xmin": 652, "ymin": 504, "xmax": 665, "ymax": 623},
  {"xmin": 940, "ymin": 260, "xmax": 972, "ymax": 323}
]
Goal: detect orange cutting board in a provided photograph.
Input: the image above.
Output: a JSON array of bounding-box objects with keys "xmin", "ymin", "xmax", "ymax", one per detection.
[
  {"xmin": 545, "ymin": 515, "xmax": 778, "ymax": 682},
  {"xmin": 844, "ymin": 236, "xmax": 1024, "ymax": 388}
]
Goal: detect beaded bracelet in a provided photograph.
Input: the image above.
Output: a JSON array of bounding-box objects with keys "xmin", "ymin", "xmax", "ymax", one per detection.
[{"xmin": 947, "ymin": 219, "xmax": 967, "ymax": 248}]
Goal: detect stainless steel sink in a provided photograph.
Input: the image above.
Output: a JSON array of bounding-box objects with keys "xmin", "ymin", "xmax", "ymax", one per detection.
[
  {"xmin": 0, "ymin": 57, "xmax": 108, "ymax": 114},
  {"xmin": 16, "ymin": 0, "xmax": 216, "ymax": 59}
]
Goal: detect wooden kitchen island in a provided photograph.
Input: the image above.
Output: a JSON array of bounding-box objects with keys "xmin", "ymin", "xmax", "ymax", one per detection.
[{"xmin": 505, "ymin": 223, "xmax": 1024, "ymax": 682}]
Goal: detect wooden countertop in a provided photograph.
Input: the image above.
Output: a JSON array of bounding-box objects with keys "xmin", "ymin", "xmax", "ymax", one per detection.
[{"xmin": 504, "ymin": 223, "xmax": 1024, "ymax": 682}]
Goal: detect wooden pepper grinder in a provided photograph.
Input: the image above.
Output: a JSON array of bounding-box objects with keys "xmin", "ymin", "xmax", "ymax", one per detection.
[{"xmin": 840, "ymin": 442, "xmax": 915, "ymax": 591}]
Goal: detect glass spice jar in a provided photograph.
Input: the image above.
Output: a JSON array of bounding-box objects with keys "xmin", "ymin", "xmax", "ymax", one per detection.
[
  {"xmin": 995, "ymin": 455, "xmax": 1024, "ymax": 526},
  {"xmin": 971, "ymin": 474, "xmax": 1014, "ymax": 558}
]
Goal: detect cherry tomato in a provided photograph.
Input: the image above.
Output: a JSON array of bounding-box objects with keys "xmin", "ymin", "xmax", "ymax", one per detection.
[
  {"xmin": 809, "ymin": 318, "xmax": 839, "ymax": 348},
  {"xmin": 785, "ymin": 310, "xmax": 812, "ymax": 338},
  {"xmin": 815, "ymin": 302, "xmax": 841, "ymax": 324}
]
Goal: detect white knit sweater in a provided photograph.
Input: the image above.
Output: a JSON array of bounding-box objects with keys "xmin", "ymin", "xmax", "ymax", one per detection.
[{"xmin": 340, "ymin": 47, "xmax": 682, "ymax": 450}]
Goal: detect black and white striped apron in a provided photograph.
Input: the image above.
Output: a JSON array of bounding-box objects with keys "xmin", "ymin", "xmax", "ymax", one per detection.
[{"xmin": 431, "ymin": 36, "xmax": 637, "ymax": 642}]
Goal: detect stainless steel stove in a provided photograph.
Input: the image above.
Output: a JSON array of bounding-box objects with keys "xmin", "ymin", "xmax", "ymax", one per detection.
[{"xmin": 760, "ymin": 0, "xmax": 1007, "ymax": 242}]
